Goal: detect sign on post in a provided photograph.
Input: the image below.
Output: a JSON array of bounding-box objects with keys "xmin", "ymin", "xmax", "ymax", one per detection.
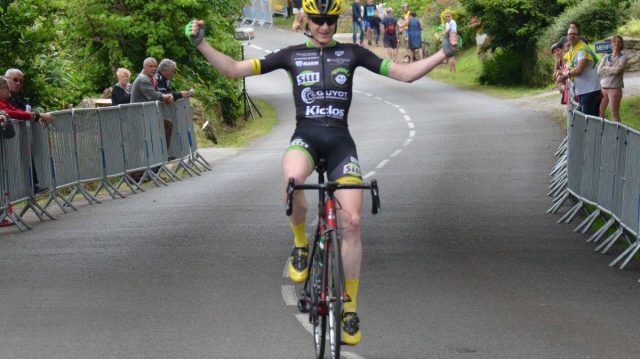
[{"xmin": 595, "ymin": 40, "xmax": 612, "ymax": 54}]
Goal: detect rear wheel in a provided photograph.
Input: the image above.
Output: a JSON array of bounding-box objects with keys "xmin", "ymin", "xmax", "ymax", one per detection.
[
  {"xmin": 310, "ymin": 241, "xmax": 326, "ymax": 358},
  {"xmin": 327, "ymin": 230, "xmax": 342, "ymax": 359}
]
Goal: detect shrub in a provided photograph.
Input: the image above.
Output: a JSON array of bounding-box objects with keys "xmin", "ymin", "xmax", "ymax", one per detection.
[
  {"xmin": 478, "ymin": 48, "xmax": 523, "ymax": 86},
  {"xmin": 618, "ymin": 18, "xmax": 640, "ymax": 37}
]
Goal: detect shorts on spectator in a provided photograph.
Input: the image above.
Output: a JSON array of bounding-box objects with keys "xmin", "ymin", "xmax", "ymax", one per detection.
[{"xmin": 383, "ymin": 37, "xmax": 397, "ymax": 49}]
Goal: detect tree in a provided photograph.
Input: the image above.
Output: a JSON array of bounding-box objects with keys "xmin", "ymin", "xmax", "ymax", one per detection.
[
  {"xmin": 62, "ymin": 0, "xmax": 244, "ymax": 121},
  {"xmin": 461, "ymin": 0, "xmax": 566, "ymax": 86}
]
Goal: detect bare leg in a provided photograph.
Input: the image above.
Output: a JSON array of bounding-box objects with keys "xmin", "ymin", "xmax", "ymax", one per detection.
[
  {"xmin": 609, "ymin": 88, "xmax": 623, "ymax": 122},
  {"xmin": 335, "ymin": 189, "xmax": 363, "ymax": 281},
  {"xmin": 282, "ymin": 150, "xmax": 313, "ymax": 227},
  {"xmin": 599, "ymin": 88, "xmax": 610, "ymax": 118}
]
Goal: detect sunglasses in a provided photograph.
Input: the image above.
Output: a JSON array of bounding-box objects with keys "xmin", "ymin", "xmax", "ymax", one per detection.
[
  {"xmin": 11, "ymin": 78, "xmax": 23, "ymax": 84},
  {"xmin": 308, "ymin": 15, "xmax": 338, "ymax": 26}
]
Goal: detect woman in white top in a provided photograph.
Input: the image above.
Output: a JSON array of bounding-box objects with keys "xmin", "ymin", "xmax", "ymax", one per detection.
[{"xmin": 598, "ymin": 35, "xmax": 628, "ymax": 122}]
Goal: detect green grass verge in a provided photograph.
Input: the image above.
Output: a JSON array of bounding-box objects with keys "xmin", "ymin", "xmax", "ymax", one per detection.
[
  {"xmin": 427, "ymin": 48, "xmax": 554, "ymax": 99},
  {"xmin": 615, "ymin": 95, "xmax": 640, "ymax": 130},
  {"xmin": 198, "ymin": 98, "xmax": 278, "ymax": 148}
]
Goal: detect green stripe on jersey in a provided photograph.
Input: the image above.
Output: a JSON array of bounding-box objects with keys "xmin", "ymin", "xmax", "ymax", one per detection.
[{"xmin": 380, "ymin": 59, "xmax": 392, "ymax": 77}]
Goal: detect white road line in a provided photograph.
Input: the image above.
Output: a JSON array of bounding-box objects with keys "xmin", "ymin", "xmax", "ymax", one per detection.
[
  {"xmin": 407, "ymin": 122, "xmax": 415, "ymax": 129},
  {"xmin": 296, "ymin": 313, "xmax": 313, "ymax": 333},
  {"xmin": 375, "ymin": 97, "xmax": 383, "ymax": 101},
  {"xmin": 282, "ymin": 285, "xmax": 298, "ymax": 306},
  {"xmin": 363, "ymin": 171, "xmax": 375, "ymax": 179},
  {"xmin": 343, "ymin": 352, "xmax": 366, "ymax": 359},
  {"xmin": 403, "ymin": 138, "xmax": 413, "ymax": 146},
  {"xmin": 390, "ymin": 149, "xmax": 402, "ymax": 157},
  {"xmin": 409, "ymin": 130, "xmax": 416, "ymax": 137},
  {"xmin": 399, "ymin": 108, "xmax": 406, "ymax": 114},
  {"xmin": 376, "ymin": 159, "xmax": 389, "ymax": 169},
  {"xmin": 404, "ymin": 115, "xmax": 411, "ymax": 122},
  {"xmin": 249, "ymin": 45, "xmax": 262, "ymax": 51}
]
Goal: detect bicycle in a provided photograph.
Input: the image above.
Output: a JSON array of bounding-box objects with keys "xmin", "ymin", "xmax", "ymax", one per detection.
[{"xmin": 286, "ymin": 159, "xmax": 381, "ymax": 359}]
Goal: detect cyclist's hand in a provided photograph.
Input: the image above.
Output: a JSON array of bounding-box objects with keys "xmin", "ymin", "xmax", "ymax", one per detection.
[
  {"xmin": 442, "ymin": 35, "xmax": 456, "ymax": 57},
  {"xmin": 185, "ymin": 19, "xmax": 205, "ymax": 46}
]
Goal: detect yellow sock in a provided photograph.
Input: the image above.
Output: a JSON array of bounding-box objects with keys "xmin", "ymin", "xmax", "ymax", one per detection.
[
  {"xmin": 290, "ymin": 222, "xmax": 308, "ymax": 248},
  {"xmin": 343, "ymin": 279, "xmax": 359, "ymax": 313}
]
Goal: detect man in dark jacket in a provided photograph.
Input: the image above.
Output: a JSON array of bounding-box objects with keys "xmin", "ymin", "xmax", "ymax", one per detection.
[{"xmin": 352, "ymin": 0, "xmax": 364, "ymax": 45}]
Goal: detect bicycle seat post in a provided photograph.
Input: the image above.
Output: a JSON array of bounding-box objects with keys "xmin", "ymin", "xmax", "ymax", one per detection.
[{"xmin": 316, "ymin": 159, "xmax": 327, "ymax": 185}]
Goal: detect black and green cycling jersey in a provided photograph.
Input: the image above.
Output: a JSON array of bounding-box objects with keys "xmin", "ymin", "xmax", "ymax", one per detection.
[{"xmin": 250, "ymin": 39, "xmax": 392, "ymax": 128}]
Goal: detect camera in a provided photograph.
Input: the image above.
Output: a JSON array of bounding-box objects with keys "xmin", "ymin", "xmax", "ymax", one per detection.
[{"xmin": 188, "ymin": 89, "xmax": 195, "ymax": 96}]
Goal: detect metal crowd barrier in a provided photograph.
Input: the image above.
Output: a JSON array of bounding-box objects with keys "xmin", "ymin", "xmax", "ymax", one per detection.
[
  {"xmin": 241, "ymin": 0, "xmax": 275, "ymax": 26},
  {"xmin": 549, "ymin": 80, "xmax": 640, "ymax": 280},
  {"xmin": 0, "ymin": 99, "xmax": 209, "ymax": 232}
]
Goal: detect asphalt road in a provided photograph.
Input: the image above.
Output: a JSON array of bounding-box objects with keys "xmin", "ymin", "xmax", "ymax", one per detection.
[{"xmin": 1, "ymin": 27, "xmax": 640, "ymax": 359}]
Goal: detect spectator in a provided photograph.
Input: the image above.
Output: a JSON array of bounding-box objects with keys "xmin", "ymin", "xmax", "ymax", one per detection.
[
  {"xmin": 370, "ymin": 9, "xmax": 381, "ymax": 47},
  {"xmin": 0, "ymin": 76, "xmax": 54, "ymax": 194},
  {"xmin": 598, "ymin": 35, "xmax": 628, "ymax": 122},
  {"xmin": 111, "ymin": 68, "xmax": 132, "ymax": 105},
  {"xmin": 0, "ymin": 110, "xmax": 15, "ymax": 139},
  {"xmin": 156, "ymin": 58, "xmax": 195, "ymax": 153},
  {"xmin": 4, "ymin": 68, "xmax": 27, "ymax": 110},
  {"xmin": 551, "ymin": 38, "xmax": 569, "ymax": 104},
  {"xmin": 363, "ymin": 0, "xmax": 377, "ymax": 46},
  {"xmin": 291, "ymin": 0, "xmax": 307, "ymax": 32},
  {"xmin": 401, "ymin": 3, "xmax": 410, "ymax": 22},
  {"xmin": 352, "ymin": 0, "xmax": 364, "ymax": 45},
  {"xmin": 560, "ymin": 24, "xmax": 601, "ymax": 116},
  {"xmin": 156, "ymin": 59, "xmax": 193, "ymax": 101},
  {"xmin": 443, "ymin": 11, "xmax": 457, "ymax": 73},
  {"xmin": 470, "ymin": 16, "xmax": 489, "ymax": 60},
  {"xmin": 131, "ymin": 58, "xmax": 174, "ymax": 156},
  {"xmin": 406, "ymin": 12, "xmax": 423, "ymax": 62},
  {"xmin": 130, "ymin": 57, "xmax": 173, "ymax": 104},
  {"xmin": 381, "ymin": 7, "xmax": 398, "ymax": 61}
]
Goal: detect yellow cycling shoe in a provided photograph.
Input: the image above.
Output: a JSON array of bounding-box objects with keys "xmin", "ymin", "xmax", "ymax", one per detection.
[
  {"xmin": 288, "ymin": 246, "xmax": 308, "ymax": 283},
  {"xmin": 341, "ymin": 312, "xmax": 362, "ymax": 346}
]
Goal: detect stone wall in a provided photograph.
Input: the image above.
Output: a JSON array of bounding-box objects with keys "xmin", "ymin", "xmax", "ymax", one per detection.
[{"xmin": 622, "ymin": 37, "xmax": 640, "ymax": 72}]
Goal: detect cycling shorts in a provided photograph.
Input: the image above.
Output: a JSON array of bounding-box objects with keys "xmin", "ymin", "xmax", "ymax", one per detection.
[{"xmin": 286, "ymin": 124, "xmax": 362, "ymax": 184}]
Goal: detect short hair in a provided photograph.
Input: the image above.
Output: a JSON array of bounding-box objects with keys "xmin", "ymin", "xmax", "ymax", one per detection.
[
  {"xmin": 613, "ymin": 35, "xmax": 624, "ymax": 49},
  {"xmin": 5, "ymin": 68, "xmax": 23, "ymax": 77},
  {"xmin": 142, "ymin": 57, "xmax": 157, "ymax": 68},
  {"xmin": 568, "ymin": 20, "xmax": 580, "ymax": 34},
  {"xmin": 158, "ymin": 59, "xmax": 177, "ymax": 73},
  {"xmin": 116, "ymin": 68, "xmax": 131, "ymax": 78}
]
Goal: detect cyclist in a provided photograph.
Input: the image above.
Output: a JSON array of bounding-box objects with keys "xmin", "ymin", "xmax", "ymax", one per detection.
[{"xmin": 185, "ymin": 0, "xmax": 454, "ymax": 346}]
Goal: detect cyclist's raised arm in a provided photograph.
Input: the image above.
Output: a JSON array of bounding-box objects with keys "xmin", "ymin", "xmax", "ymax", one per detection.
[
  {"xmin": 185, "ymin": 20, "xmax": 256, "ymax": 79},
  {"xmin": 387, "ymin": 49, "xmax": 448, "ymax": 83}
]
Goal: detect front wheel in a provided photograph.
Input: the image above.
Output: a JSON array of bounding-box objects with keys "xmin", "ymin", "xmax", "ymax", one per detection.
[
  {"xmin": 327, "ymin": 229, "xmax": 343, "ymax": 359},
  {"xmin": 310, "ymin": 242, "xmax": 326, "ymax": 358}
]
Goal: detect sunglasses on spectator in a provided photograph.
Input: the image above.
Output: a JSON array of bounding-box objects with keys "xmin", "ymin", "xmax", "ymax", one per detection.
[
  {"xmin": 308, "ymin": 15, "xmax": 338, "ymax": 26},
  {"xmin": 11, "ymin": 78, "xmax": 23, "ymax": 84}
]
